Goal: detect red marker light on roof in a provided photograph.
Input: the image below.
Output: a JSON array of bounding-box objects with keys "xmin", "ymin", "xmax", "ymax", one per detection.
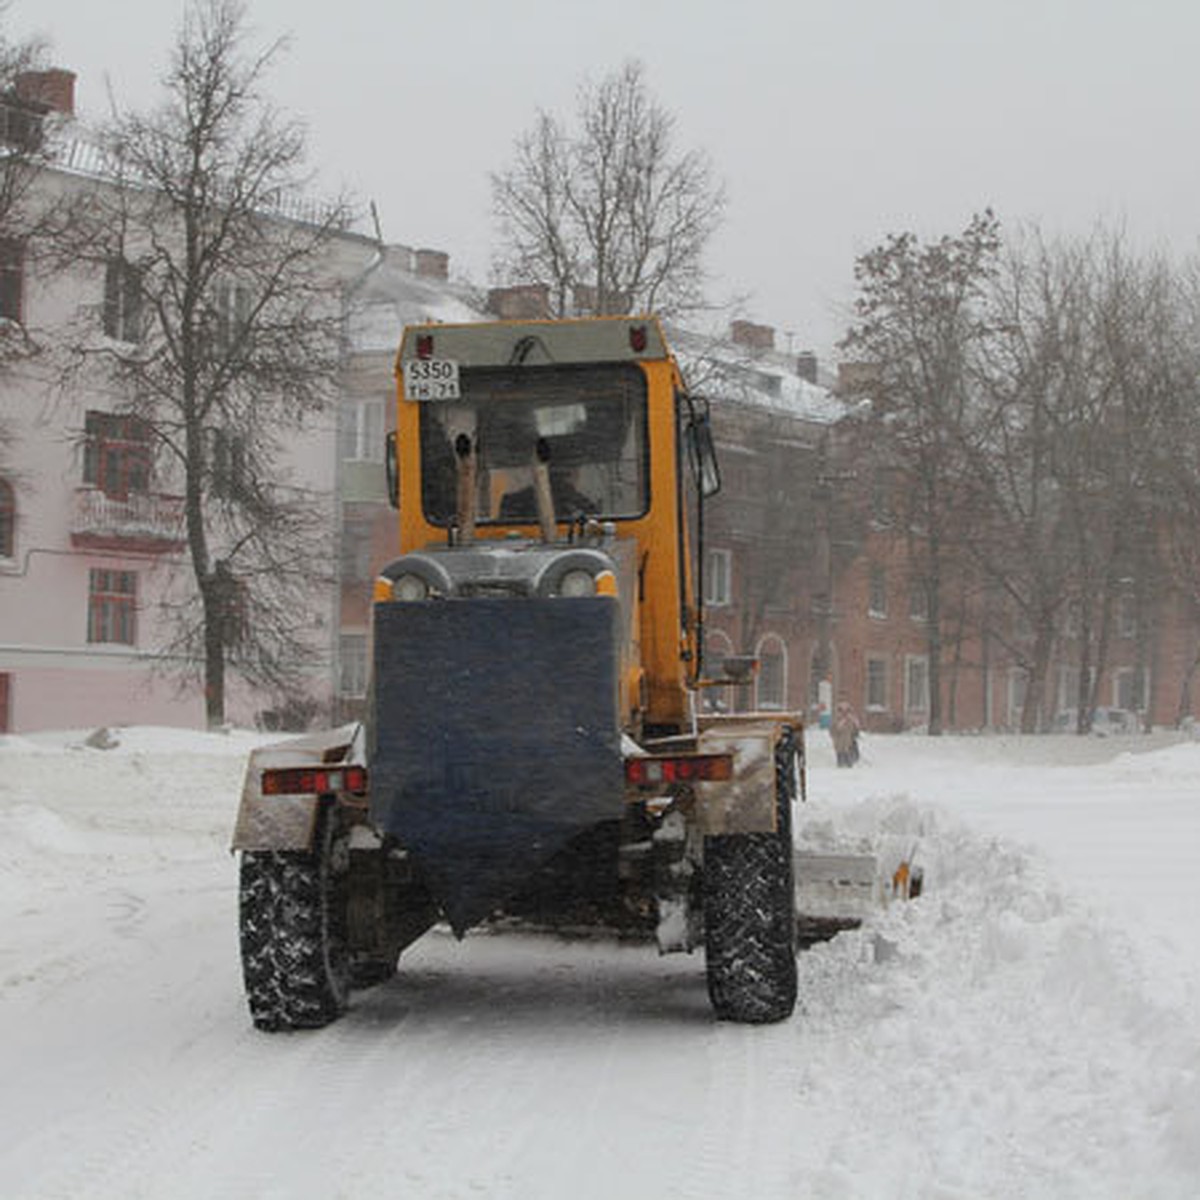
[
  {"xmin": 416, "ymin": 333, "xmax": 434, "ymax": 360},
  {"xmin": 629, "ymin": 324, "xmax": 647, "ymax": 354}
]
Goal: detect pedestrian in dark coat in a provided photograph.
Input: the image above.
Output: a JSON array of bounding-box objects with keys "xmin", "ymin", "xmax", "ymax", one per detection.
[{"xmin": 831, "ymin": 699, "xmax": 860, "ymax": 767}]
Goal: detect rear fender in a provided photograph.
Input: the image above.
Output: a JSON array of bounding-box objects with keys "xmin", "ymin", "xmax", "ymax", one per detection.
[
  {"xmin": 231, "ymin": 724, "xmax": 363, "ymax": 852},
  {"xmin": 693, "ymin": 713, "xmax": 804, "ymax": 835}
]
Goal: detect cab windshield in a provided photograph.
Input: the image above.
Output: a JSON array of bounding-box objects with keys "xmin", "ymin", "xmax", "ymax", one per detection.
[{"xmin": 419, "ymin": 363, "xmax": 649, "ymax": 526}]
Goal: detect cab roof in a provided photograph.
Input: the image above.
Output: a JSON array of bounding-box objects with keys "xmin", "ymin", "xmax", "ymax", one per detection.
[{"xmin": 396, "ymin": 315, "xmax": 670, "ymax": 371}]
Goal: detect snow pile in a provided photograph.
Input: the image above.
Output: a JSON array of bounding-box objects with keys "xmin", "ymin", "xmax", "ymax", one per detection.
[{"xmin": 0, "ymin": 727, "xmax": 1197, "ymax": 1198}]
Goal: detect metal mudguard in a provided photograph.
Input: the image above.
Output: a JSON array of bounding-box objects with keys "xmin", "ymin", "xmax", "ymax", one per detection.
[
  {"xmin": 693, "ymin": 713, "xmax": 805, "ymax": 834},
  {"xmin": 230, "ymin": 724, "xmax": 362, "ymax": 851},
  {"xmin": 369, "ymin": 596, "xmax": 623, "ymax": 934}
]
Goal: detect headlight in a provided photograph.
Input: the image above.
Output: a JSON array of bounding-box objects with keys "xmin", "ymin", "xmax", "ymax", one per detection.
[
  {"xmin": 391, "ymin": 573, "xmax": 430, "ymax": 602},
  {"xmin": 557, "ymin": 568, "xmax": 596, "ymax": 597}
]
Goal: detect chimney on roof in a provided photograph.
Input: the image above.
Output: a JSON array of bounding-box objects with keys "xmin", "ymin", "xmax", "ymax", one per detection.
[
  {"xmin": 414, "ymin": 248, "xmax": 449, "ymax": 280},
  {"xmin": 730, "ymin": 319, "xmax": 775, "ymax": 352},
  {"xmin": 487, "ymin": 283, "xmax": 551, "ymax": 320},
  {"xmin": 15, "ymin": 68, "xmax": 75, "ymax": 116},
  {"xmin": 795, "ymin": 351, "xmax": 818, "ymax": 383}
]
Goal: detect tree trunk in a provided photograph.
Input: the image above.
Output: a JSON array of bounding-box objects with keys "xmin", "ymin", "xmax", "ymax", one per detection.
[
  {"xmin": 1021, "ymin": 620, "xmax": 1054, "ymax": 733},
  {"xmin": 202, "ymin": 575, "xmax": 227, "ymax": 729}
]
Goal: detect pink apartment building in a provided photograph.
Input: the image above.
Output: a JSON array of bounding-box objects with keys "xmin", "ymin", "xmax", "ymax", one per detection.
[{"xmin": 0, "ymin": 72, "xmax": 369, "ymax": 734}]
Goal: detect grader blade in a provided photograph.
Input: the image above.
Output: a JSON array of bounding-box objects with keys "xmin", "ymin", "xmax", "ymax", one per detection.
[{"xmin": 793, "ymin": 847, "xmax": 922, "ymax": 947}]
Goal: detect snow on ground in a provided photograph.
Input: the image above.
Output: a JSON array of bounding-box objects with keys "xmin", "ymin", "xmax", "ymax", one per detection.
[{"xmin": 0, "ymin": 724, "xmax": 1197, "ymax": 1199}]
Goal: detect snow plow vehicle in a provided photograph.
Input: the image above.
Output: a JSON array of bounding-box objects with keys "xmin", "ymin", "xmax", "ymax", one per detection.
[{"xmin": 234, "ymin": 315, "xmax": 806, "ymax": 1030}]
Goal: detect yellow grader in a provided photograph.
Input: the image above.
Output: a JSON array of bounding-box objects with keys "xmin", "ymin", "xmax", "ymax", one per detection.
[{"xmin": 233, "ymin": 315, "xmax": 817, "ymax": 1029}]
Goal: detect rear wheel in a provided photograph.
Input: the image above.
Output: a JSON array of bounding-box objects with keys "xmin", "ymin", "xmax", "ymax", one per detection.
[
  {"xmin": 703, "ymin": 730, "xmax": 798, "ymax": 1023},
  {"xmin": 239, "ymin": 806, "xmax": 351, "ymax": 1031}
]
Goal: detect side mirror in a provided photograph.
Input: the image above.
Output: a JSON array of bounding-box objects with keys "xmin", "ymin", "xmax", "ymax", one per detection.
[
  {"xmin": 385, "ymin": 431, "xmax": 399, "ymax": 509},
  {"xmin": 685, "ymin": 412, "xmax": 721, "ymax": 499}
]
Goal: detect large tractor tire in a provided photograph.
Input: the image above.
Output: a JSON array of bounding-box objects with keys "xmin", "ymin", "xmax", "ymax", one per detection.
[
  {"xmin": 703, "ymin": 731, "xmax": 798, "ymax": 1024},
  {"xmin": 239, "ymin": 806, "xmax": 351, "ymax": 1031}
]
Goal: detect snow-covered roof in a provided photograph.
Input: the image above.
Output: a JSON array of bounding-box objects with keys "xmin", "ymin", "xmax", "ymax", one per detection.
[
  {"xmin": 669, "ymin": 326, "xmax": 849, "ymax": 426},
  {"xmin": 346, "ymin": 246, "xmax": 488, "ymax": 353}
]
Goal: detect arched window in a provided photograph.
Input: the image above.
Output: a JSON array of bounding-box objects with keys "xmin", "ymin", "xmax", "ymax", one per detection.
[
  {"xmin": 0, "ymin": 478, "xmax": 14, "ymax": 558},
  {"xmin": 756, "ymin": 633, "xmax": 787, "ymax": 711},
  {"xmin": 704, "ymin": 630, "xmax": 736, "ymax": 714}
]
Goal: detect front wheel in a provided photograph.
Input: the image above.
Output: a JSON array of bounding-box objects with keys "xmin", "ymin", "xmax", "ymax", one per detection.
[
  {"xmin": 239, "ymin": 807, "xmax": 351, "ymax": 1031},
  {"xmin": 703, "ymin": 732, "xmax": 798, "ymax": 1024}
]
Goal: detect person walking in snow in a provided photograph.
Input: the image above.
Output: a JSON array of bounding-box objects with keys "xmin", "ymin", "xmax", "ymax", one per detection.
[{"xmin": 830, "ymin": 699, "xmax": 860, "ymax": 767}]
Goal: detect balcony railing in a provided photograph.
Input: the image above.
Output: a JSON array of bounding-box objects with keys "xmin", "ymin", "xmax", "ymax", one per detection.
[{"xmin": 70, "ymin": 487, "xmax": 186, "ymax": 552}]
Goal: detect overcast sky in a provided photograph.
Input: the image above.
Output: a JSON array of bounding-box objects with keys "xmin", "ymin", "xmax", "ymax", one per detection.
[{"xmin": 17, "ymin": 0, "xmax": 1200, "ymax": 362}]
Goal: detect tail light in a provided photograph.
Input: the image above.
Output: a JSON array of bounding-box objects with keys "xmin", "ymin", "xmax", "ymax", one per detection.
[
  {"xmin": 262, "ymin": 765, "xmax": 368, "ymax": 796},
  {"xmin": 625, "ymin": 753, "xmax": 733, "ymax": 788}
]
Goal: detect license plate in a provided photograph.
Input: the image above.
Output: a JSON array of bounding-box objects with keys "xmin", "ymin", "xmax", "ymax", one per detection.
[{"xmin": 403, "ymin": 358, "xmax": 460, "ymax": 401}]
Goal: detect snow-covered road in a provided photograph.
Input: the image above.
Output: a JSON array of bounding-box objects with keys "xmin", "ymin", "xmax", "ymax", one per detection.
[{"xmin": 1, "ymin": 727, "xmax": 1197, "ymax": 1199}]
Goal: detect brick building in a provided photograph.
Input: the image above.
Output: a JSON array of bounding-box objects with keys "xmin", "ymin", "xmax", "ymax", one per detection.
[{"xmin": 681, "ymin": 322, "xmax": 1200, "ymax": 734}]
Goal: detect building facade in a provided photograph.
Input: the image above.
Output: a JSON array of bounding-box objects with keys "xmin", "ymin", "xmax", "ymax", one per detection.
[
  {"xmin": 0, "ymin": 72, "xmax": 369, "ymax": 733},
  {"xmin": 683, "ymin": 323, "xmax": 1200, "ymax": 735}
]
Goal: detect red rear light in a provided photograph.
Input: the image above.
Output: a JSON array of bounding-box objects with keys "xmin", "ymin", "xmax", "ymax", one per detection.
[
  {"xmin": 262, "ymin": 765, "xmax": 368, "ymax": 796},
  {"xmin": 416, "ymin": 333, "xmax": 434, "ymax": 360},
  {"xmin": 629, "ymin": 324, "xmax": 647, "ymax": 353},
  {"xmin": 625, "ymin": 753, "xmax": 733, "ymax": 788}
]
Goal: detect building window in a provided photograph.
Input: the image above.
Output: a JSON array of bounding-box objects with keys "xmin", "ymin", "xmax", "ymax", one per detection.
[
  {"xmin": 868, "ymin": 563, "xmax": 887, "ymax": 618},
  {"xmin": 339, "ymin": 632, "xmax": 368, "ymax": 698},
  {"xmin": 703, "ymin": 630, "xmax": 735, "ymax": 713},
  {"xmin": 1013, "ymin": 601, "xmax": 1034, "ymax": 641},
  {"xmin": 705, "ymin": 548, "xmax": 732, "ymax": 607},
  {"xmin": 753, "ymin": 370, "xmax": 782, "ymax": 398},
  {"xmin": 0, "ymin": 99, "xmax": 45, "ymax": 153},
  {"xmin": 866, "ymin": 655, "xmax": 888, "ymax": 711},
  {"xmin": 0, "ymin": 478, "xmax": 14, "ymax": 558},
  {"xmin": 1116, "ymin": 594, "xmax": 1137, "ymax": 639},
  {"xmin": 905, "ymin": 655, "xmax": 929, "ymax": 714},
  {"xmin": 756, "ymin": 634, "xmax": 787, "ymax": 711},
  {"xmin": 83, "ymin": 411, "xmax": 153, "ymax": 499},
  {"xmin": 1113, "ymin": 667, "xmax": 1148, "ymax": 713},
  {"xmin": 340, "ymin": 515, "xmax": 374, "ymax": 583},
  {"xmin": 1057, "ymin": 665, "xmax": 1079, "ymax": 714},
  {"xmin": 869, "ymin": 468, "xmax": 892, "ymax": 526},
  {"xmin": 1062, "ymin": 601, "xmax": 1081, "ymax": 639},
  {"xmin": 103, "ymin": 257, "xmax": 143, "ymax": 342},
  {"xmin": 215, "ymin": 280, "xmax": 253, "ymax": 351},
  {"xmin": 88, "ymin": 569, "xmax": 137, "ymax": 645},
  {"xmin": 340, "ymin": 399, "xmax": 386, "ymax": 462},
  {"xmin": 908, "ymin": 577, "xmax": 929, "ymax": 622},
  {"xmin": 210, "ymin": 428, "xmax": 248, "ymax": 500},
  {"xmin": 1007, "ymin": 667, "xmax": 1028, "ymax": 728},
  {"xmin": 0, "ymin": 238, "xmax": 23, "ymax": 323}
]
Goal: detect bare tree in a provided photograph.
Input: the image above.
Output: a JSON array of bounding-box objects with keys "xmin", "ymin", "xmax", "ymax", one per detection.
[
  {"xmin": 0, "ymin": 12, "xmax": 62, "ymax": 385},
  {"xmin": 965, "ymin": 229, "xmax": 1093, "ymax": 731},
  {"xmin": 840, "ymin": 211, "xmax": 1001, "ymax": 734},
  {"xmin": 919, "ymin": 223, "xmax": 1187, "ymax": 733},
  {"xmin": 51, "ymin": 0, "xmax": 352, "ymax": 727},
  {"xmin": 491, "ymin": 61, "xmax": 725, "ymax": 318}
]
